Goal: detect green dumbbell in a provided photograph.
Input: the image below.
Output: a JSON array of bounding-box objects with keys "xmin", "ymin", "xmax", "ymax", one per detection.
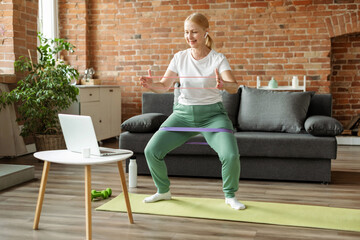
[{"xmin": 91, "ymin": 188, "xmax": 112, "ymax": 201}]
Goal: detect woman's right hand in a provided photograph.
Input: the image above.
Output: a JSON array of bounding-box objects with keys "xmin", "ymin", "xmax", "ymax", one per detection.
[
  {"xmin": 140, "ymin": 69, "xmax": 177, "ymax": 93},
  {"xmin": 140, "ymin": 76, "xmax": 153, "ymax": 89}
]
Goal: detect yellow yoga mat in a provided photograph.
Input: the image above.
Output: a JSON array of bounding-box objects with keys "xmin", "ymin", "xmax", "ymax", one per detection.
[{"xmin": 96, "ymin": 193, "xmax": 360, "ymax": 232}]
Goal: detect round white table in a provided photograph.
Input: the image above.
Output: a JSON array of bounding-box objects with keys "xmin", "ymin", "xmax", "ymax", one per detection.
[{"xmin": 33, "ymin": 149, "xmax": 134, "ymax": 240}]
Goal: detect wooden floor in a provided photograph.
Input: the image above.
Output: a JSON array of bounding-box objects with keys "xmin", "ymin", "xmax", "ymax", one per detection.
[{"xmin": 0, "ymin": 138, "xmax": 360, "ymax": 240}]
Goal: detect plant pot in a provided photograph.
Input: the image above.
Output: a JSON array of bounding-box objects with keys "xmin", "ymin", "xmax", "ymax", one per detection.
[{"xmin": 34, "ymin": 133, "xmax": 66, "ymax": 151}]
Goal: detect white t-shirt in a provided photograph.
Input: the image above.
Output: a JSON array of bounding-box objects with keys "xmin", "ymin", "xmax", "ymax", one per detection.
[{"xmin": 167, "ymin": 48, "xmax": 231, "ymax": 105}]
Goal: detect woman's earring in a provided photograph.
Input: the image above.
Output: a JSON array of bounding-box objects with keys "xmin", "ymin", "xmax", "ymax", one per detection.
[{"xmin": 204, "ymin": 32, "xmax": 208, "ymax": 38}]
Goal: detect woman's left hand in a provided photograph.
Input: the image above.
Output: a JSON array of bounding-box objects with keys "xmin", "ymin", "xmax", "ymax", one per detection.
[{"xmin": 215, "ymin": 69, "xmax": 224, "ymax": 90}]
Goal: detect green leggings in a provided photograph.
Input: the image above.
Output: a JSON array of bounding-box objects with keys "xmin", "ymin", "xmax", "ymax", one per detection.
[{"xmin": 144, "ymin": 102, "xmax": 240, "ymax": 198}]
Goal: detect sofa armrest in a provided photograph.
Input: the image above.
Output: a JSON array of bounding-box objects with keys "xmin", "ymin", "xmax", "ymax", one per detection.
[{"xmin": 307, "ymin": 94, "xmax": 332, "ymax": 117}]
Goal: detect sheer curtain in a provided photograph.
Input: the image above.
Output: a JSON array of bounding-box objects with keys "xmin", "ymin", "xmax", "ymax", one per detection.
[
  {"xmin": 38, "ymin": 0, "xmax": 58, "ymax": 40},
  {"xmin": 0, "ymin": 84, "xmax": 27, "ymax": 157}
]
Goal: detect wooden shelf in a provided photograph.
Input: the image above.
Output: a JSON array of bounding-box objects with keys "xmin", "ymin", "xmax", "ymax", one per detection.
[
  {"xmin": 256, "ymin": 76, "xmax": 307, "ymax": 92},
  {"xmin": 257, "ymin": 86, "xmax": 306, "ymax": 91},
  {"xmin": 0, "ymin": 74, "xmax": 16, "ymax": 84}
]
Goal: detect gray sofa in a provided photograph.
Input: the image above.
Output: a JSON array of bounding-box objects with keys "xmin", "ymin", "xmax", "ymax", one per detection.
[{"xmin": 120, "ymin": 87, "xmax": 343, "ymax": 183}]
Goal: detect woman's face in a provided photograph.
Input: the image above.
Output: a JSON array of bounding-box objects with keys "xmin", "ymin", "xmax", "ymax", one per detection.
[{"xmin": 184, "ymin": 20, "xmax": 207, "ymax": 48}]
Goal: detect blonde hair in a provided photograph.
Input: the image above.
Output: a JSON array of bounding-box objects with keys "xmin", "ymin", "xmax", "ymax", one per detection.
[{"xmin": 185, "ymin": 13, "xmax": 214, "ymax": 49}]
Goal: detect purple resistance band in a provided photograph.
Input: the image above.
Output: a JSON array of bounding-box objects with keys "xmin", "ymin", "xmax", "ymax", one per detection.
[
  {"xmin": 160, "ymin": 127, "xmax": 233, "ymax": 133},
  {"xmin": 159, "ymin": 127, "xmax": 234, "ymax": 145},
  {"xmin": 185, "ymin": 142, "xmax": 209, "ymax": 145}
]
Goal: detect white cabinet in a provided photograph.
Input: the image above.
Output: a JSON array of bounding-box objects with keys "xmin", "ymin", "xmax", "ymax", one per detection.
[{"xmin": 64, "ymin": 86, "xmax": 121, "ymax": 141}]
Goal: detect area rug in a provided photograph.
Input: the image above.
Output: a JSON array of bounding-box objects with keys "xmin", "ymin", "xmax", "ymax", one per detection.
[{"xmin": 96, "ymin": 193, "xmax": 360, "ymax": 232}]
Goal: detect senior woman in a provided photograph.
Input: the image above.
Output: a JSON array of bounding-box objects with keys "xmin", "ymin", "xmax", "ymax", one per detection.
[{"xmin": 140, "ymin": 13, "xmax": 245, "ymax": 210}]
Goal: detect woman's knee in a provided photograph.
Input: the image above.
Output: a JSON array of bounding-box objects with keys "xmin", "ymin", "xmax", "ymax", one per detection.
[
  {"xmin": 144, "ymin": 144, "xmax": 159, "ymax": 160},
  {"xmin": 144, "ymin": 144, "xmax": 152, "ymax": 158},
  {"xmin": 144, "ymin": 140, "xmax": 169, "ymax": 161},
  {"xmin": 219, "ymin": 151, "xmax": 240, "ymax": 164}
]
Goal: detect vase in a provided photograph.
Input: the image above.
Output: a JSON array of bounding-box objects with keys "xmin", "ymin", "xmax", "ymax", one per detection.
[{"xmin": 268, "ymin": 77, "xmax": 278, "ymax": 88}]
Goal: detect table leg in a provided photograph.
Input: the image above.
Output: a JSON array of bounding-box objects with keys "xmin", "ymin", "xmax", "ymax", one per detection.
[
  {"xmin": 85, "ymin": 165, "xmax": 92, "ymax": 240},
  {"xmin": 117, "ymin": 161, "xmax": 134, "ymax": 224},
  {"xmin": 33, "ymin": 161, "xmax": 51, "ymax": 230}
]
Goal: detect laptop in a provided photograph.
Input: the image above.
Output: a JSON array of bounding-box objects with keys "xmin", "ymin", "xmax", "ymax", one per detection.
[{"xmin": 58, "ymin": 114, "xmax": 132, "ymax": 156}]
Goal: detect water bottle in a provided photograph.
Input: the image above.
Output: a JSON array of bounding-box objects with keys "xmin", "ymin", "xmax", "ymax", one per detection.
[{"xmin": 129, "ymin": 156, "xmax": 137, "ymax": 188}]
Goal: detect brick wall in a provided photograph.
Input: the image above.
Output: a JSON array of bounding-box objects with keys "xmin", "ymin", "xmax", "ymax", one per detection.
[
  {"xmin": 0, "ymin": 0, "xmax": 38, "ymax": 83},
  {"xmin": 0, "ymin": 1, "xmax": 350, "ymax": 122},
  {"xmin": 58, "ymin": 0, "xmax": 89, "ymax": 74},
  {"xmin": 331, "ymin": 33, "xmax": 360, "ymax": 125},
  {"xmin": 1, "ymin": 1, "xmax": 359, "ymax": 125},
  {"xmin": 13, "ymin": 0, "xmax": 38, "ymax": 66},
  {"xmin": 58, "ymin": 1, "xmax": 360, "ymax": 121},
  {"xmin": 0, "ymin": 0, "xmax": 15, "ymax": 76}
]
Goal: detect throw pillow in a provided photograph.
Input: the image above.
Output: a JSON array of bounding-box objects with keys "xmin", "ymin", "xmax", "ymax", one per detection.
[
  {"xmin": 238, "ymin": 86, "xmax": 313, "ymax": 133},
  {"xmin": 121, "ymin": 113, "xmax": 168, "ymax": 133},
  {"xmin": 305, "ymin": 115, "xmax": 343, "ymax": 136},
  {"xmin": 221, "ymin": 88, "xmax": 241, "ymax": 128}
]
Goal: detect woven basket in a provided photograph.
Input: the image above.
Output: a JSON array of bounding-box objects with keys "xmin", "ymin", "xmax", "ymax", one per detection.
[{"xmin": 34, "ymin": 133, "xmax": 66, "ymax": 151}]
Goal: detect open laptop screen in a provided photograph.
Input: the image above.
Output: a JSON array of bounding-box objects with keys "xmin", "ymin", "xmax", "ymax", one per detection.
[{"xmin": 58, "ymin": 114, "xmax": 102, "ymax": 155}]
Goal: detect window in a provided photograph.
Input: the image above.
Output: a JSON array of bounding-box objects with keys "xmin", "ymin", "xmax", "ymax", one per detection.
[{"xmin": 38, "ymin": 0, "xmax": 58, "ymax": 40}]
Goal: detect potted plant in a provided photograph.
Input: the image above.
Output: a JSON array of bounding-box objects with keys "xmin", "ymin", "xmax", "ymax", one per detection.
[{"xmin": 0, "ymin": 33, "xmax": 79, "ymax": 151}]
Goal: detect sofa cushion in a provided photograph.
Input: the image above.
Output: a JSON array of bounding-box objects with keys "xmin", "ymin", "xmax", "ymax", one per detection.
[
  {"xmin": 305, "ymin": 115, "xmax": 343, "ymax": 136},
  {"xmin": 306, "ymin": 94, "xmax": 332, "ymax": 117},
  {"xmin": 234, "ymin": 131, "xmax": 337, "ymax": 159},
  {"xmin": 119, "ymin": 131, "xmax": 337, "ymax": 160},
  {"xmin": 221, "ymin": 89, "xmax": 241, "ymax": 127},
  {"xmin": 142, "ymin": 93, "xmax": 174, "ymax": 116},
  {"xmin": 121, "ymin": 113, "xmax": 168, "ymax": 133},
  {"xmin": 238, "ymin": 87, "xmax": 313, "ymax": 133}
]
